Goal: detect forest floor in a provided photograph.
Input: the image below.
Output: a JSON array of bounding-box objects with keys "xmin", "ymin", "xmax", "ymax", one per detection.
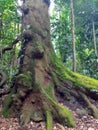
[{"xmin": 0, "ymin": 94, "xmax": 98, "ymax": 130}]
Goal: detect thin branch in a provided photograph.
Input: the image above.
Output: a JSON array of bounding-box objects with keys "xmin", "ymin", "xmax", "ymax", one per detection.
[
  {"xmin": 0, "ymin": 86, "xmax": 11, "ymax": 96},
  {"xmin": 0, "ymin": 35, "xmax": 22, "ymax": 56}
]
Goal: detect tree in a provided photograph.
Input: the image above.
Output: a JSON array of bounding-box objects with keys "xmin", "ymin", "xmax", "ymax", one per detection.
[
  {"xmin": 51, "ymin": 0, "xmax": 98, "ymax": 79},
  {"xmin": 74, "ymin": 0, "xmax": 98, "ymax": 78},
  {"xmin": 92, "ymin": 0, "xmax": 97, "ymax": 56},
  {"xmin": 1, "ymin": 0, "xmax": 98, "ymax": 130},
  {"xmin": 70, "ymin": 0, "xmax": 76, "ymax": 72},
  {"xmin": 0, "ymin": 0, "xmax": 21, "ymax": 82},
  {"xmin": 50, "ymin": 0, "xmax": 72, "ymax": 68}
]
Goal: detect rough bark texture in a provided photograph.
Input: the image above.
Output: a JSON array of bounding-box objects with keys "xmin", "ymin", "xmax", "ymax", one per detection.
[{"xmin": 2, "ymin": 0, "xmax": 98, "ymax": 130}]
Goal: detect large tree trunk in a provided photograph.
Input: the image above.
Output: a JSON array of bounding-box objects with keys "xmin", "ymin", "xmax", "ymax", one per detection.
[{"xmin": 2, "ymin": 0, "xmax": 98, "ymax": 130}]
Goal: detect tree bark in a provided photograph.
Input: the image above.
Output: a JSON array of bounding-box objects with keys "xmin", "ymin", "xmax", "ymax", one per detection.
[
  {"xmin": 70, "ymin": 0, "xmax": 76, "ymax": 72},
  {"xmin": 92, "ymin": 16, "xmax": 97, "ymax": 56},
  {"xmin": 2, "ymin": 0, "xmax": 98, "ymax": 130}
]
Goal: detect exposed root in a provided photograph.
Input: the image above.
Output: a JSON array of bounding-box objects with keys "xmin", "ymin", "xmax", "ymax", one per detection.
[
  {"xmin": 40, "ymin": 84, "xmax": 75, "ymax": 127},
  {"xmin": 6, "ymin": 84, "xmax": 74, "ymax": 130},
  {"xmin": 52, "ymin": 103, "xmax": 75, "ymax": 127},
  {"xmin": 46, "ymin": 109, "xmax": 53, "ymax": 130},
  {"xmin": 79, "ymin": 92, "xmax": 98, "ymax": 118}
]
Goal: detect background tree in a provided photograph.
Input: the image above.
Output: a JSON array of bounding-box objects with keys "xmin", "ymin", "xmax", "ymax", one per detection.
[
  {"xmin": 74, "ymin": 0, "xmax": 98, "ymax": 78},
  {"xmin": 51, "ymin": 0, "xmax": 98, "ymax": 79},
  {"xmin": 0, "ymin": 0, "xmax": 21, "ymax": 82},
  {"xmin": 70, "ymin": 0, "xmax": 76, "ymax": 72},
  {"xmin": 51, "ymin": 0, "xmax": 72, "ymax": 67}
]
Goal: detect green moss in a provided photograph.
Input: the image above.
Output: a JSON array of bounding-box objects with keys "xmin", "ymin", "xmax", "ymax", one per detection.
[
  {"xmin": 50, "ymin": 52, "xmax": 73, "ymax": 81},
  {"xmin": 44, "ymin": 85, "xmax": 55, "ymax": 100},
  {"xmin": 48, "ymin": 96, "xmax": 74, "ymax": 127},
  {"xmin": 36, "ymin": 43, "xmax": 44, "ymax": 50},
  {"xmin": 38, "ymin": 83, "xmax": 56, "ymax": 100},
  {"xmin": 46, "ymin": 109, "xmax": 53, "ymax": 130},
  {"xmin": 32, "ymin": 43, "xmax": 44, "ymax": 51},
  {"xmin": 16, "ymin": 72, "xmax": 33, "ymax": 88},
  {"xmin": 40, "ymin": 85, "xmax": 75, "ymax": 127},
  {"xmin": 33, "ymin": 43, "xmax": 44, "ymax": 53},
  {"xmin": 50, "ymin": 71, "xmax": 60, "ymax": 86},
  {"xmin": 31, "ymin": 43, "xmax": 44, "ymax": 59},
  {"xmin": 36, "ymin": 83, "xmax": 74, "ymax": 127},
  {"xmin": 57, "ymin": 105, "xmax": 75, "ymax": 127},
  {"xmin": 50, "ymin": 52, "xmax": 98, "ymax": 91},
  {"xmin": 2, "ymin": 93, "xmax": 13, "ymax": 117},
  {"xmin": 71, "ymin": 72, "xmax": 98, "ymax": 90}
]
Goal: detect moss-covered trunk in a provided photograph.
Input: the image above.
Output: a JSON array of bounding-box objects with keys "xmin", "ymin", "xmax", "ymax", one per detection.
[{"xmin": 2, "ymin": 0, "xmax": 98, "ymax": 130}]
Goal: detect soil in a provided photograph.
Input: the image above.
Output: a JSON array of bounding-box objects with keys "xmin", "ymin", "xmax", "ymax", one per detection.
[{"xmin": 0, "ymin": 95, "xmax": 98, "ymax": 130}]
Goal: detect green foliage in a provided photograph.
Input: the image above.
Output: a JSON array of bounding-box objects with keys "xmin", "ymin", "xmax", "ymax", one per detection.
[
  {"xmin": 51, "ymin": 0, "xmax": 98, "ymax": 79},
  {"xmin": 51, "ymin": 1, "xmax": 72, "ymax": 63},
  {"xmin": 0, "ymin": 0, "xmax": 20, "ymax": 45},
  {"xmin": 16, "ymin": 72, "xmax": 33, "ymax": 88},
  {"xmin": 0, "ymin": 0, "xmax": 21, "ymax": 81}
]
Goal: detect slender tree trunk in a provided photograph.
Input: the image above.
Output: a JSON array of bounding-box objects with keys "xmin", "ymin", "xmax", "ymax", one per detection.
[
  {"xmin": 0, "ymin": 14, "xmax": 2, "ymax": 39},
  {"xmin": 70, "ymin": 0, "xmax": 76, "ymax": 72},
  {"xmin": 92, "ymin": 16, "xmax": 97, "ymax": 56}
]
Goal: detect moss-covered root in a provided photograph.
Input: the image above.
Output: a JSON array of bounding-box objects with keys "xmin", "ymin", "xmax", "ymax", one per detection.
[
  {"xmin": 53, "ymin": 104, "xmax": 75, "ymax": 127},
  {"xmin": 45, "ymin": 98, "xmax": 74, "ymax": 128},
  {"xmin": 46, "ymin": 109, "xmax": 53, "ymax": 130},
  {"xmin": 44, "ymin": 103, "xmax": 74, "ymax": 130},
  {"xmin": 79, "ymin": 92, "xmax": 98, "ymax": 118},
  {"xmin": 41, "ymin": 85, "xmax": 75, "ymax": 129}
]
